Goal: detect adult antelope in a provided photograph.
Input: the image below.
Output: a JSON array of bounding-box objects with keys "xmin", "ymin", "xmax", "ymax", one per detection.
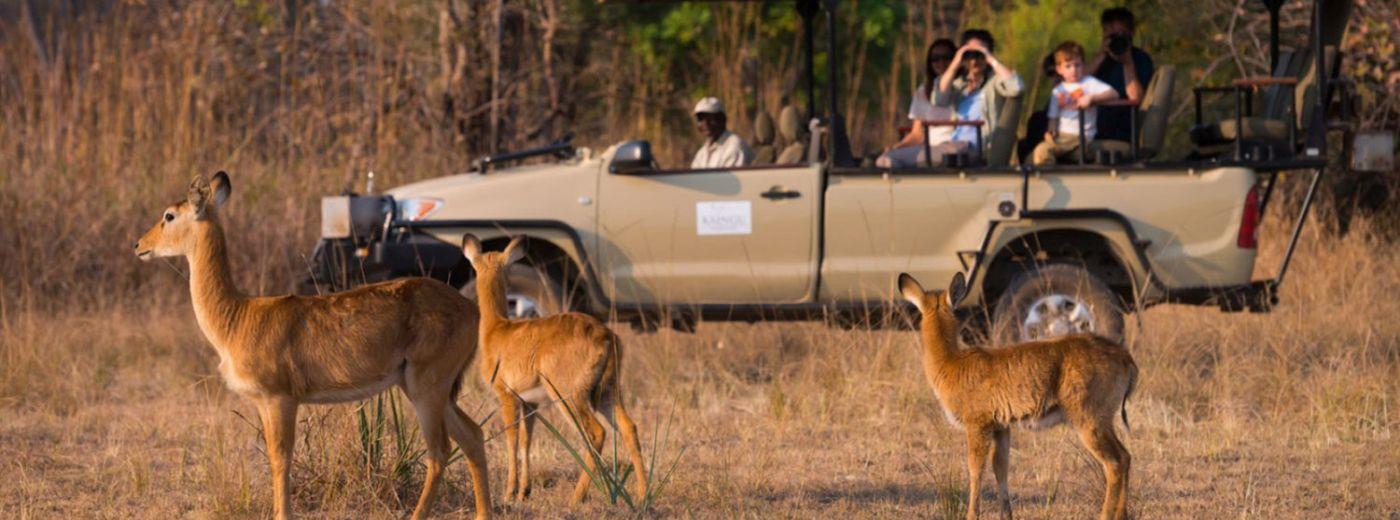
[
  {"xmin": 461, "ymin": 234, "xmax": 648, "ymax": 504},
  {"xmin": 898, "ymin": 272, "xmax": 1137, "ymax": 520},
  {"xmin": 134, "ymin": 172, "xmax": 491, "ymax": 520}
]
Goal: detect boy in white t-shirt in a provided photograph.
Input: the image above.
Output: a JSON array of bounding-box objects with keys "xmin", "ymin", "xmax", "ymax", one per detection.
[{"xmin": 1032, "ymin": 41, "xmax": 1120, "ymax": 165}]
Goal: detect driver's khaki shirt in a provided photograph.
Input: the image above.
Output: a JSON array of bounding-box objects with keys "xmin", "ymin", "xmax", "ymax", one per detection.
[{"xmin": 691, "ymin": 130, "xmax": 754, "ymax": 169}]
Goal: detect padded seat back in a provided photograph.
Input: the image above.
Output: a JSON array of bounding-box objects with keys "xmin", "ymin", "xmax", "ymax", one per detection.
[
  {"xmin": 984, "ymin": 94, "xmax": 1021, "ymax": 167},
  {"xmin": 776, "ymin": 105, "xmax": 808, "ymax": 164},
  {"xmin": 1257, "ymin": 51, "xmax": 1306, "ymax": 121},
  {"xmin": 751, "ymin": 112, "xmax": 777, "ymax": 165},
  {"xmin": 1294, "ymin": 46, "xmax": 1339, "ymax": 130},
  {"xmin": 1137, "ymin": 65, "xmax": 1176, "ymax": 158}
]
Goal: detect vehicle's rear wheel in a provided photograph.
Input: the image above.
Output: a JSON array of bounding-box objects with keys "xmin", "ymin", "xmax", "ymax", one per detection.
[
  {"xmin": 461, "ymin": 263, "xmax": 567, "ymax": 319},
  {"xmin": 990, "ymin": 264, "xmax": 1125, "ymax": 345}
]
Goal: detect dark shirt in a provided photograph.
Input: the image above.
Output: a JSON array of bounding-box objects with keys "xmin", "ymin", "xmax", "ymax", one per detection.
[{"xmin": 1094, "ymin": 47, "xmax": 1154, "ymax": 142}]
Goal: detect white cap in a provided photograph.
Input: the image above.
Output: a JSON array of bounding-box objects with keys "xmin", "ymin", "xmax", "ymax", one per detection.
[{"xmin": 693, "ymin": 97, "xmax": 724, "ymax": 115}]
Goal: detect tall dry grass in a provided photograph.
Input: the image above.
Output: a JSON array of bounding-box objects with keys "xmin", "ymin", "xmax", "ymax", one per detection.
[
  {"xmin": 0, "ymin": 2, "xmax": 481, "ymax": 315},
  {"xmin": 2, "ymin": 1, "xmax": 1397, "ymax": 517}
]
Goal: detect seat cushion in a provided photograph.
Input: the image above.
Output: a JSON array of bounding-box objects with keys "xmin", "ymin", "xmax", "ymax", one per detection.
[
  {"xmin": 752, "ymin": 145, "xmax": 777, "ymax": 165},
  {"xmin": 1190, "ymin": 117, "xmax": 1290, "ymax": 146},
  {"xmin": 776, "ymin": 143, "xmax": 805, "ymax": 164},
  {"xmin": 779, "ymin": 106, "xmax": 805, "ymax": 143},
  {"xmin": 1095, "ymin": 140, "xmax": 1131, "ymax": 153}
]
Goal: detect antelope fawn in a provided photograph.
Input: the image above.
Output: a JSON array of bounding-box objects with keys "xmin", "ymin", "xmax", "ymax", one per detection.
[
  {"xmin": 134, "ymin": 172, "xmax": 492, "ymax": 520},
  {"xmin": 898, "ymin": 272, "xmax": 1137, "ymax": 520},
  {"xmin": 462, "ymin": 234, "xmax": 648, "ymax": 504}
]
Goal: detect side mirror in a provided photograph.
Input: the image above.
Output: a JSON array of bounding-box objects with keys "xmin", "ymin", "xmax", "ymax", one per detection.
[{"xmin": 609, "ymin": 140, "xmax": 655, "ymax": 174}]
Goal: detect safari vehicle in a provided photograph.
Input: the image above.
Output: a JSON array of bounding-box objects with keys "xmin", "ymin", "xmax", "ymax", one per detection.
[{"xmin": 300, "ymin": 0, "xmax": 1368, "ymax": 342}]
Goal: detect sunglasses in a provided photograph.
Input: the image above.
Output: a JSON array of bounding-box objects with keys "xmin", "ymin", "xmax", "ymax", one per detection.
[{"xmin": 929, "ymin": 54, "xmax": 953, "ymax": 62}]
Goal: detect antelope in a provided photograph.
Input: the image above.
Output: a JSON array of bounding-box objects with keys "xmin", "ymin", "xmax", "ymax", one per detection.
[
  {"xmin": 134, "ymin": 172, "xmax": 492, "ymax": 520},
  {"xmin": 461, "ymin": 234, "xmax": 648, "ymax": 504},
  {"xmin": 897, "ymin": 272, "xmax": 1137, "ymax": 520}
]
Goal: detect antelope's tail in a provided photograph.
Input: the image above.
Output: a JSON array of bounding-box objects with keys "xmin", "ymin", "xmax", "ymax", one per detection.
[{"xmin": 1121, "ymin": 361, "xmax": 1139, "ymax": 433}]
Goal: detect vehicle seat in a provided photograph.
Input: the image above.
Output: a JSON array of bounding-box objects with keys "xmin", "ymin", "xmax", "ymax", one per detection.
[
  {"xmin": 751, "ymin": 112, "xmax": 778, "ymax": 165},
  {"xmin": 1097, "ymin": 65, "xmax": 1176, "ymax": 160},
  {"xmin": 984, "ymin": 93, "xmax": 1022, "ymax": 167},
  {"xmin": 1190, "ymin": 46, "xmax": 1339, "ymax": 159},
  {"xmin": 776, "ymin": 105, "xmax": 808, "ymax": 164}
]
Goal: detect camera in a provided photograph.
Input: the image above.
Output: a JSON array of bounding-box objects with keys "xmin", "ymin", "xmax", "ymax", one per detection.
[{"xmin": 1107, "ymin": 33, "xmax": 1132, "ymax": 56}]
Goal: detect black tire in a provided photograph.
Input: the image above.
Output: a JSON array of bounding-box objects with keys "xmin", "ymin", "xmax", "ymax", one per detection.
[
  {"xmin": 990, "ymin": 264, "xmax": 1125, "ymax": 345},
  {"xmin": 460, "ymin": 263, "xmax": 567, "ymax": 319}
]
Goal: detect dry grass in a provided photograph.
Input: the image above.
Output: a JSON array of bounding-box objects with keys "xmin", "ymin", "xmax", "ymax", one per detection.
[
  {"xmin": 2, "ymin": 207, "xmax": 1397, "ymax": 518},
  {"xmin": 2, "ymin": 3, "xmax": 1397, "ymax": 517}
]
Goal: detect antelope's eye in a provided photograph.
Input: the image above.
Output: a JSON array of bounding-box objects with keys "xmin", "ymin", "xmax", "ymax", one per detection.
[{"xmin": 164, "ymin": 212, "xmax": 175, "ymax": 222}]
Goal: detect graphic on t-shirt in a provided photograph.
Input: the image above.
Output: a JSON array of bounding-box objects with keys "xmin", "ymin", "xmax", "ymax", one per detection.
[{"xmin": 1055, "ymin": 87, "xmax": 1085, "ymax": 109}]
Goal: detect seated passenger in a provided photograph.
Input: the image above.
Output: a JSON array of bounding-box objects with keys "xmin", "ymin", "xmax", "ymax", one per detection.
[
  {"xmin": 934, "ymin": 29, "xmax": 1024, "ymax": 160},
  {"xmin": 691, "ymin": 97, "xmax": 754, "ymax": 169},
  {"xmin": 1089, "ymin": 7, "xmax": 1155, "ymax": 143},
  {"xmin": 876, "ymin": 38, "xmax": 963, "ymax": 168},
  {"xmin": 1032, "ymin": 41, "xmax": 1119, "ymax": 166}
]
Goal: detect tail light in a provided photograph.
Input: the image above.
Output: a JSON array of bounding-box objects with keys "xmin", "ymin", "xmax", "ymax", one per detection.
[{"xmin": 1237, "ymin": 185, "xmax": 1260, "ymax": 249}]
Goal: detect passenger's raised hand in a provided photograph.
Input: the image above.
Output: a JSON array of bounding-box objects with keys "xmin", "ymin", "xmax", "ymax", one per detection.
[{"xmin": 960, "ymin": 40, "xmax": 989, "ymax": 56}]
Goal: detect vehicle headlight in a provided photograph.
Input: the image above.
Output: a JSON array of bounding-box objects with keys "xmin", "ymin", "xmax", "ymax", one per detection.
[{"xmin": 396, "ymin": 197, "xmax": 444, "ymax": 222}]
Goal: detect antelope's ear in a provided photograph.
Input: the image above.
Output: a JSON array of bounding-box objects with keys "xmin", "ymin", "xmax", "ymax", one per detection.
[
  {"xmin": 947, "ymin": 271, "xmax": 968, "ymax": 307},
  {"xmin": 210, "ymin": 171, "xmax": 231, "ymax": 207},
  {"xmin": 502, "ymin": 235, "xmax": 526, "ymax": 265},
  {"xmin": 187, "ymin": 174, "xmax": 210, "ymax": 215},
  {"xmin": 461, "ymin": 234, "xmax": 482, "ymax": 267},
  {"xmin": 898, "ymin": 273, "xmax": 926, "ymax": 313}
]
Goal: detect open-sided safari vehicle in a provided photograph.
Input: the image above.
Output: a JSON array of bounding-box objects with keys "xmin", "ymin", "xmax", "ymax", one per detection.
[{"xmin": 299, "ymin": 0, "xmax": 1374, "ymax": 342}]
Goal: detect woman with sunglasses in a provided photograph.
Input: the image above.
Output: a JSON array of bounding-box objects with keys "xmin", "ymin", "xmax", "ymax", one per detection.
[{"xmin": 876, "ymin": 38, "xmax": 961, "ymax": 168}]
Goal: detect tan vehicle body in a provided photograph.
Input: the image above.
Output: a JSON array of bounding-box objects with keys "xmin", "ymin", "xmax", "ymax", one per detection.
[
  {"xmin": 822, "ymin": 167, "xmax": 1256, "ymax": 305},
  {"xmin": 384, "ymin": 146, "xmax": 1257, "ymax": 316}
]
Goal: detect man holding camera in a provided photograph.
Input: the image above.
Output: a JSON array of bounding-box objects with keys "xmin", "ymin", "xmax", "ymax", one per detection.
[{"xmin": 1088, "ymin": 7, "xmax": 1154, "ymax": 143}]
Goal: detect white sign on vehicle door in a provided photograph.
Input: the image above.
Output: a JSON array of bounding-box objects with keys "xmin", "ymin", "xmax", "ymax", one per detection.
[{"xmin": 696, "ymin": 201, "xmax": 752, "ymax": 235}]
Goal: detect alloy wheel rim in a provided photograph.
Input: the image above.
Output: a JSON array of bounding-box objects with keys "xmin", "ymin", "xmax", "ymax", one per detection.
[
  {"xmin": 1021, "ymin": 293, "xmax": 1095, "ymax": 341},
  {"xmin": 506, "ymin": 293, "xmax": 543, "ymax": 319}
]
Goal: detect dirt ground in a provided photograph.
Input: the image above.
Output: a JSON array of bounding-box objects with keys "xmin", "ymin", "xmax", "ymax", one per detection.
[{"xmin": 3, "ymin": 305, "xmax": 1397, "ymax": 519}]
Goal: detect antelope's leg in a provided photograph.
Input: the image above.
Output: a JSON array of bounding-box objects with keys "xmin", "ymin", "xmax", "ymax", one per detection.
[
  {"xmin": 1110, "ymin": 430, "xmax": 1131, "ymax": 519},
  {"xmin": 407, "ymin": 390, "xmax": 450, "ymax": 520},
  {"xmin": 965, "ymin": 429, "xmax": 992, "ymax": 520},
  {"xmin": 493, "ymin": 387, "xmax": 523, "ymax": 500},
  {"xmin": 1077, "ymin": 423, "xmax": 1130, "ymax": 520},
  {"xmin": 517, "ymin": 402, "xmax": 538, "ymax": 500},
  {"xmin": 256, "ymin": 397, "xmax": 298, "ymax": 520},
  {"xmin": 568, "ymin": 396, "xmax": 607, "ymax": 505},
  {"xmin": 605, "ymin": 398, "xmax": 649, "ymax": 498},
  {"xmin": 992, "ymin": 428, "xmax": 1013, "ymax": 520},
  {"xmin": 446, "ymin": 404, "xmax": 494, "ymax": 520}
]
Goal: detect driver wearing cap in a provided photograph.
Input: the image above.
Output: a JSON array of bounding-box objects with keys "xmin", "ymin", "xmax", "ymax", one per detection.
[{"xmin": 691, "ymin": 97, "xmax": 754, "ymax": 169}]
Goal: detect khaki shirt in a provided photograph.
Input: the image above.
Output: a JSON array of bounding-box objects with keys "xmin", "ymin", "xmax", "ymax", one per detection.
[{"xmin": 691, "ymin": 131, "xmax": 754, "ymax": 169}]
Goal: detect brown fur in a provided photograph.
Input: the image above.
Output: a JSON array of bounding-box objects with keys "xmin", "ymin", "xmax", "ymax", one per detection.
[
  {"xmin": 134, "ymin": 172, "xmax": 492, "ymax": 520},
  {"xmin": 462, "ymin": 234, "xmax": 648, "ymax": 504},
  {"xmin": 899, "ymin": 273, "xmax": 1137, "ymax": 520}
]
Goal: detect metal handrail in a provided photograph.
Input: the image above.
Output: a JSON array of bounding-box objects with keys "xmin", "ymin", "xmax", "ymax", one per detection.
[{"xmin": 917, "ymin": 119, "xmax": 984, "ymax": 167}]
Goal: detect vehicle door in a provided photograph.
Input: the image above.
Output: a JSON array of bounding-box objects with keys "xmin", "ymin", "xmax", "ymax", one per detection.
[{"xmin": 595, "ymin": 159, "xmax": 822, "ymax": 305}]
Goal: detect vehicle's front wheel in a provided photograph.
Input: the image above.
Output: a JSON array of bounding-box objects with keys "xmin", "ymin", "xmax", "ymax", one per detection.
[
  {"xmin": 990, "ymin": 264, "xmax": 1125, "ymax": 345},
  {"xmin": 460, "ymin": 263, "xmax": 567, "ymax": 319}
]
